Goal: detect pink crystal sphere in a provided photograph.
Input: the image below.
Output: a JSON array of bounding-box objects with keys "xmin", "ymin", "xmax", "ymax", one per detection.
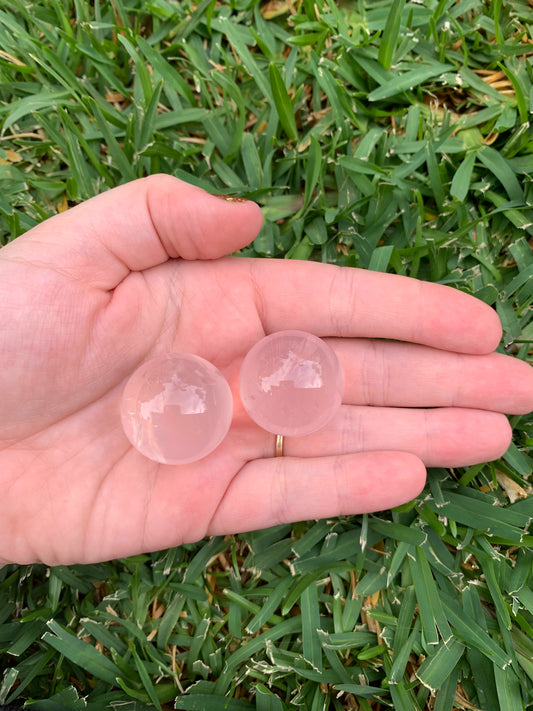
[
  {"xmin": 120, "ymin": 353, "xmax": 233, "ymax": 465},
  {"xmin": 239, "ymin": 331, "xmax": 344, "ymax": 437}
]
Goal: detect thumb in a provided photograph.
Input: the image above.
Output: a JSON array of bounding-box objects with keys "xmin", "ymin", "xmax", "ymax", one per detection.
[{"xmin": 3, "ymin": 174, "xmax": 263, "ymax": 289}]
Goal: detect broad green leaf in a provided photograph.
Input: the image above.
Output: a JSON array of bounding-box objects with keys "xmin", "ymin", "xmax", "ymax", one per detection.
[
  {"xmin": 22, "ymin": 685, "xmax": 87, "ymax": 710},
  {"xmin": 416, "ymin": 638, "xmax": 464, "ymax": 692},
  {"xmin": 304, "ymin": 134, "xmax": 322, "ymax": 209},
  {"xmin": 429, "ymin": 490, "xmax": 530, "ymax": 542},
  {"xmin": 245, "ymin": 577, "xmax": 291, "ymax": 634},
  {"xmin": 425, "ymin": 140, "xmax": 445, "ymax": 211},
  {"xmin": 500, "ymin": 62, "xmax": 529, "ymax": 124},
  {"xmin": 42, "ymin": 620, "xmax": 121, "ymax": 687},
  {"xmin": 241, "ymin": 131, "xmax": 263, "ymax": 189},
  {"xmin": 494, "ymin": 664, "xmax": 526, "ymax": 711},
  {"xmin": 255, "ymin": 683, "xmax": 288, "ymax": 711},
  {"xmin": 305, "ymin": 215, "xmax": 328, "ymax": 245},
  {"xmin": 389, "ymin": 626, "xmax": 418, "ymax": 684},
  {"xmin": 268, "ymin": 63, "xmax": 298, "ymax": 141},
  {"xmin": 432, "ymin": 662, "xmax": 460, "ymax": 711},
  {"xmin": 138, "ymin": 80, "xmax": 163, "ymax": 153},
  {"xmin": 409, "ymin": 547, "xmax": 452, "ymax": 647},
  {"xmin": 509, "ymin": 237, "xmax": 533, "ymax": 270},
  {"xmin": 211, "ymin": 18, "xmax": 272, "ymax": 102},
  {"xmin": 443, "ymin": 599, "xmax": 512, "ymax": 670},
  {"xmin": 478, "ymin": 145, "xmax": 523, "ymax": 202},
  {"xmin": 131, "ymin": 644, "xmax": 162, "ymax": 711},
  {"xmin": 136, "ymin": 36, "xmax": 196, "ymax": 105},
  {"xmin": 378, "ymin": 0, "xmax": 405, "ymax": 69},
  {"xmin": 393, "ymin": 585, "xmax": 417, "ymax": 650},
  {"xmin": 7, "ymin": 619, "xmax": 46, "ymax": 657},
  {"xmin": 174, "ymin": 695, "xmax": 255, "ymax": 710},
  {"xmin": 2, "ymin": 90, "xmax": 71, "ymax": 132},
  {"xmin": 0, "ymin": 668, "xmax": 18, "ymax": 705},
  {"xmin": 301, "ymin": 582, "xmax": 322, "ymax": 672},
  {"xmin": 310, "ymin": 52, "xmax": 353, "ymax": 128},
  {"xmin": 225, "ymin": 619, "xmax": 302, "ymax": 674},
  {"xmin": 89, "ymin": 100, "xmax": 136, "ymax": 182},
  {"xmin": 319, "ymin": 629, "xmax": 377, "ymax": 651},
  {"xmin": 451, "ymin": 150, "xmax": 477, "ymax": 203},
  {"xmin": 186, "ymin": 617, "xmax": 210, "ymax": 677},
  {"xmin": 502, "ymin": 264, "xmax": 533, "ymax": 301},
  {"xmin": 368, "ymin": 245, "xmax": 394, "ymax": 273},
  {"xmin": 79, "ymin": 618, "xmax": 128, "ymax": 657},
  {"xmin": 183, "ymin": 538, "xmax": 228, "ymax": 583},
  {"xmin": 389, "ymin": 680, "xmax": 422, "ymax": 711},
  {"xmin": 497, "ymin": 299, "xmax": 523, "ymax": 345},
  {"xmin": 368, "ymin": 63, "xmax": 453, "ymax": 101},
  {"xmin": 117, "ymin": 34, "xmax": 153, "ymax": 106},
  {"xmin": 459, "ymin": 66, "xmax": 511, "ymax": 103}
]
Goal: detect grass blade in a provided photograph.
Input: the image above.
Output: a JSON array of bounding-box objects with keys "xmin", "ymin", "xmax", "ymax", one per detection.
[
  {"xmin": 1, "ymin": 90, "xmax": 71, "ymax": 133},
  {"xmin": 450, "ymin": 150, "xmax": 477, "ymax": 202},
  {"xmin": 368, "ymin": 63, "xmax": 453, "ymax": 101},
  {"xmin": 304, "ymin": 134, "xmax": 322, "ymax": 209},
  {"xmin": 268, "ymin": 63, "xmax": 298, "ymax": 141},
  {"xmin": 42, "ymin": 620, "xmax": 121, "ymax": 687},
  {"xmin": 494, "ymin": 664, "xmax": 526, "ymax": 711},
  {"xmin": 443, "ymin": 599, "xmax": 512, "ymax": 670},
  {"xmin": 478, "ymin": 145, "xmax": 523, "ymax": 202},
  {"xmin": 174, "ymin": 696, "xmax": 254, "ymax": 710},
  {"xmin": 409, "ymin": 547, "xmax": 452, "ymax": 647},
  {"xmin": 301, "ymin": 582, "xmax": 322, "ymax": 672},
  {"xmin": 416, "ymin": 638, "xmax": 464, "ymax": 692},
  {"xmin": 377, "ymin": 0, "xmax": 405, "ymax": 70}
]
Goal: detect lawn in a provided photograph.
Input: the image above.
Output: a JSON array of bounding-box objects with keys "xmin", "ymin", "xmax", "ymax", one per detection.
[{"xmin": 0, "ymin": 0, "xmax": 532, "ymax": 709}]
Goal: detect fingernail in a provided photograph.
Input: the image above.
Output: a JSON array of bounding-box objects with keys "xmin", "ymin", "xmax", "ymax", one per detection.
[{"xmin": 212, "ymin": 194, "xmax": 249, "ymax": 203}]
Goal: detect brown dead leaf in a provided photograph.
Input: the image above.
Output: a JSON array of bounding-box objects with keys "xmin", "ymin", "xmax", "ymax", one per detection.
[
  {"xmin": 496, "ymin": 471, "xmax": 528, "ymax": 503},
  {"xmin": 0, "ymin": 49, "xmax": 26, "ymax": 67},
  {"xmin": 56, "ymin": 194, "xmax": 69, "ymax": 213},
  {"xmin": 5, "ymin": 149, "xmax": 21, "ymax": 162},
  {"xmin": 105, "ymin": 91, "xmax": 126, "ymax": 103},
  {"xmin": 260, "ymin": 0, "xmax": 296, "ymax": 19},
  {"xmin": 483, "ymin": 131, "xmax": 500, "ymax": 145},
  {"xmin": 361, "ymin": 591, "xmax": 383, "ymax": 640},
  {"xmin": 0, "ymin": 149, "xmax": 22, "ymax": 166},
  {"xmin": 454, "ymin": 681, "xmax": 483, "ymax": 710},
  {"xmin": 473, "ymin": 68, "xmax": 515, "ymax": 99},
  {"xmin": 151, "ymin": 597, "xmax": 165, "ymax": 620}
]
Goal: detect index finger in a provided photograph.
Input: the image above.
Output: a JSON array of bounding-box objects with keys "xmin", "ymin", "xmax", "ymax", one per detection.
[{"xmin": 251, "ymin": 259, "xmax": 502, "ymax": 354}]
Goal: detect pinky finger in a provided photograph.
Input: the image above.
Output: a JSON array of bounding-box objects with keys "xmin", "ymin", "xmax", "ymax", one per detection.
[{"xmin": 207, "ymin": 451, "xmax": 426, "ymax": 536}]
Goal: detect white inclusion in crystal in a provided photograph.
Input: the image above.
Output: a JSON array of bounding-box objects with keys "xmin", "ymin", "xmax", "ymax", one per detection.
[
  {"xmin": 260, "ymin": 351, "xmax": 323, "ymax": 393},
  {"xmin": 140, "ymin": 376, "xmax": 207, "ymax": 419}
]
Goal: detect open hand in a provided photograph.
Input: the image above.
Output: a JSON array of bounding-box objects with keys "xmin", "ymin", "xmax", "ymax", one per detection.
[{"xmin": 1, "ymin": 175, "xmax": 531, "ymax": 565}]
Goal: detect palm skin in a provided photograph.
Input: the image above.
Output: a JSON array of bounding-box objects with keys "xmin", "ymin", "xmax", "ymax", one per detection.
[{"xmin": 0, "ymin": 175, "xmax": 531, "ymax": 566}]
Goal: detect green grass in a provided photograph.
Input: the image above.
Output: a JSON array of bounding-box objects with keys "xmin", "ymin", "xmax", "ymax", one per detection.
[{"xmin": 1, "ymin": 0, "xmax": 533, "ymax": 709}]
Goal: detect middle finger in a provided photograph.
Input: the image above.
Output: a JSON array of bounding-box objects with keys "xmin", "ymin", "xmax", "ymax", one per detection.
[{"xmin": 332, "ymin": 339, "xmax": 533, "ymax": 414}]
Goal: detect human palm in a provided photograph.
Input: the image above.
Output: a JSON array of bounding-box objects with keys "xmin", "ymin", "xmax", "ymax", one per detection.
[{"xmin": 1, "ymin": 175, "xmax": 531, "ymax": 566}]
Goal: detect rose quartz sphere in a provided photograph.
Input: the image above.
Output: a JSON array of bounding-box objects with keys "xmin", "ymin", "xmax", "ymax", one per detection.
[
  {"xmin": 120, "ymin": 353, "xmax": 233, "ymax": 465},
  {"xmin": 239, "ymin": 331, "xmax": 344, "ymax": 437}
]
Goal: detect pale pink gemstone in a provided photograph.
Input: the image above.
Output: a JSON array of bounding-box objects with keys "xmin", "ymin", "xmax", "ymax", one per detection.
[
  {"xmin": 239, "ymin": 331, "xmax": 344, "ymax": 436},
  {"xmin": 120, "ymin": 353, "xmax": 233, "ymax": 464}
]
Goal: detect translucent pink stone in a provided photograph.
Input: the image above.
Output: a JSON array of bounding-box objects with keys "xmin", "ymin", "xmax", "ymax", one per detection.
[
  {"xmin": 120, "ymin": 353, "xmax": 233, "ymax": 464},
  {"xmin": 239, "ymin": 331, "xmax": 344, "ymax": 437}
]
